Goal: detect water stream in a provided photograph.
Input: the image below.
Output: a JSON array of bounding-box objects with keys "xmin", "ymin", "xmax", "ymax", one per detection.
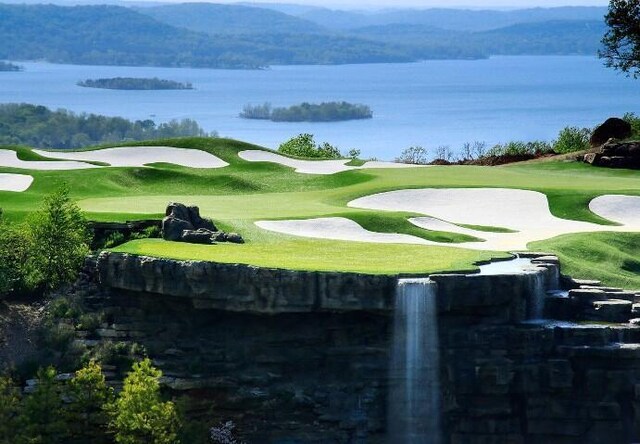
[{"xmin": 389, "ymin": 278, "xmax": 441, "ymax": 444}]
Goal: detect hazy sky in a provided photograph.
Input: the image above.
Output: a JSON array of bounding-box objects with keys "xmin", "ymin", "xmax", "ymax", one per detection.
[{"xmin": 213, "ymin": 0, "xmax": 610, "ymax": 8}]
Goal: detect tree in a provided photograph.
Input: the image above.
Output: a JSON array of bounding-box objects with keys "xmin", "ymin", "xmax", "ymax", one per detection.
[
  {"xmin": 395, "ymin": 146, "xmax": 429, "ymax": 165},
  {"xmin": 601, "ymin": 0, "xmax": 640, "ymax": 77},
  {"xmin": 108, "ymin": 359, "xmax": 180, "ymax": 444},
  {"xmin": 29, "ymin": 185, "xmax": 91, "ymax": 291},
  {"xmin": 0, "ymin": 376, "xmax": 21, "ymax": 444},
  {"xmin": 18, "ymin": 367, "xmax": 67, "ymax": 444},
  {"xmin": 0, "ymin": 216, "xmax": 35, "ymax": 297},
  {"xmin": 67, "ymin": 360, "xmax": 114, "ymax": 442}
]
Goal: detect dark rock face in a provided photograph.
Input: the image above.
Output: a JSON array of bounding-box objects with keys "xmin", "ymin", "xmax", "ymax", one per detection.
[
  {"xmin": 583, "ymin": 139, "xmax": 640, "ymax": 169},
  {"xmin": 161, "ymin": 202, "xmax": 243, "ymax": 244},
  {"xmin": 87, "ymin": 253, "xmax": 640, "ymax": 443},
  {"xmin": 590, "ymin": 117, "xmax": 632, "ymax": 147}
]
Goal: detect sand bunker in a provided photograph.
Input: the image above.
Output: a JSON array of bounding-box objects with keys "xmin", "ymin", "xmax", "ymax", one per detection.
[
  {"xmin": 256, "ymin": 218, "xmax": 434, "ymax": 245},
  {"xmin": 589, "ymin": 195, "xmax": 640, "ymax": 226},
  {"xmin": 32, "ymin": 146, "xmax": 228, "ymax": 168},
  {"xmin": 238, "ymin": 150, "xmax": 423, "ymax": 175},
  {"xmin": 0, "ymin": 173, "xmax": 34, "ymax": 192},
  {"xmin": 0, "ymin": 150, "xmax": 97, "ymax": 170},
  {"xmin": 257, "ymin": 189, "xmax": 640, "ymax": 251}
]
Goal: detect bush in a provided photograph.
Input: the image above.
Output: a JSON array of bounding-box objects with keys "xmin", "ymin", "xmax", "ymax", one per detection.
[
  {"xmin": 0, "ymin": 217, "xmax": 36, "ymax": 297},
  {"xmin": 395, "ymin": 146, "xmax": 429, "ymax": 164},
  {"xmin": 29, "ymin": 185, "xmax": 91, "ymax": 291},
  {"xmin": 277, "ymin": 134, "xmax": 342, "ymax": 159},
  {"xmin": 486, "ymin": 141, "xmax": 553, "ymax": 157},
  {"xmin": 553, "ymin": 126, "xmax": 591, "ymax": 153},
  {"xmin": 107, "ymin": 358, "xmax": 180, "ymax": 444},
  {"xmin": 623, "ymin": 112, "xmax": 640, "ymax": 138}
]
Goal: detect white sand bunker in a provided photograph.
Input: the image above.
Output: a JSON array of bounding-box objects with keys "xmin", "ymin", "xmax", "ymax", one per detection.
[
  {"xmin": 238, "ymin": 150, "xmax": 424, "ymax": 175},
  {"xmin": 257, "ymin": 189, "xmax": 640, "ymax": 251},
  {"xmin": 589, "ymin": 195, "xmax": 640, "ymax": 226},
  {"xmin": 0, "ymin": 173, "xmax": 33, "ymax": 192},
  {"xmin": 256, "ymin": 218, "xmax": 435, "ymax": 245},
  {"xmin": 0, "ymin": 149, "xmax": 97, "ymax": 170},
  {"xmin": 33, "ymin": 146, "xmax": 228, "ymax": 168}
]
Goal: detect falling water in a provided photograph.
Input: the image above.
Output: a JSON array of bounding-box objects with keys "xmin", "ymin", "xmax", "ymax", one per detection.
[
  {"xmin": 527, "ymin": 272, "xmax": 546, "ymax": 320},
  {"xmin": 389, "ymin": 279, "xmax": 441, "ymax": 444}
]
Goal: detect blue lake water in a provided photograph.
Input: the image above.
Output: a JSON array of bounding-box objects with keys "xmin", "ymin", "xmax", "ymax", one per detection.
[{"xmin": 1, "ymin": 56, "xmax": 639, "ymax": 160}]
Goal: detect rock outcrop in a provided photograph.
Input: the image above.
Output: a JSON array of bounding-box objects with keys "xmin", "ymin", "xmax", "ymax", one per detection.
[
  {"xmin": 80, "ymin": 252, "xmax": 640, "ymax": 443},
  {"xmin": 583, "ymin": 139, "xmax": 640, "ymax": 169},
  {"xmin": 590, "ymin": 117, "xmax": 632, "ymax": 147},
  {"xmin": 161, "ymin": 202, "xmax": 243, "ymax": 244}
]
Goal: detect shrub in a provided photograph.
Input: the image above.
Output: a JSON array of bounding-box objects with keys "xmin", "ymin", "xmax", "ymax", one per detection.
[
  {"xmin": 487, "ymin": 141, "xmax": 553, "ymax": 157},
  {"xmin": 0, "ymin": 217, "xmax": 36, "ymax": 297},
  {"xmin": 395, "ymin": 146, "xmax": 429, "ymax": 164},
  {"xmin": 553, "ymin": 126, "xmax": 591, "ymax": 153},
  {"xmin": 29, "ymin": 185, "xmax": 91, "ymax": 291},
  {"xmin": 18, "ymin": 366, "xmax": 67, "ymax": 443},
  {"xmin": 0, "ymin": 376, "xmax": 21, "ymax": 442},
  {"xmin": 623, "ymin": 112, "xmax": 640, "ymax": 138},
  {"xmin": 277, "ymin": 134, "xmax": 342, "ymax": 159},
  {"xmin": 107, "ymin": 358, "xmax": 180, "ymax": 444}
]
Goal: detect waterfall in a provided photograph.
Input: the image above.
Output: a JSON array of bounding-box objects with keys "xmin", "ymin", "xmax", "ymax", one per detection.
[
  {"xmin": 528, "ymin": 272, "xmax": 546, "ymax": 320},
  {"xmin": 389, "ymin": 279, "xmax": 441, "ymax": 444}
]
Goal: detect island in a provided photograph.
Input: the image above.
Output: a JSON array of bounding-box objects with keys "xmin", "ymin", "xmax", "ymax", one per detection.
[
  {"xmin": 239, "ymin": 101, "xmax": 373, "ymax": 122},
  {"xmin": 77, "ymin": 77, "xmax": 193, "ymax": 90},
  {"xmin": 0, "ymin": 61, "xmax": 22, "ymax": 71}
]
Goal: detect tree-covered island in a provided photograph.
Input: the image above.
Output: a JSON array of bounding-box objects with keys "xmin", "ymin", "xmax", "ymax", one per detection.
[
  {"xmin": 0, "ymin": 61, "xmax": 22, "ymax": 71},
  {"xmin": 240, "ymin": 101, "xmax": 373, "ymax": 122},
  {"xmin": 77, "ymin": 77, "xmax": 193, "ymax": 90}
]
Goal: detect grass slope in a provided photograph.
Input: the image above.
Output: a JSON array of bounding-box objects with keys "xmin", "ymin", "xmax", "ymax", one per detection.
[
  {"xmin": 1, "ymin": 137, "xmax": 639, "ymax": 275},
  {"xmin": 531, "ymin": 233, "xmax": 640, "ymax": 289}
]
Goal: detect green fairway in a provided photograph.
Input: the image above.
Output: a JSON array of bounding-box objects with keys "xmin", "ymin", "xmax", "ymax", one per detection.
[{"xmin": 1, "ymin": 137, "xmax": 639, "ymax": 278}]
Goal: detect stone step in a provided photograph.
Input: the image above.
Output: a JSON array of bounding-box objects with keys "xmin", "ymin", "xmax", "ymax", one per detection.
[
  {"xmin": 585, "ymin": 299, "xmax": 633, "ymax": 323},
  {"xmin": 569, "ymin": 288, "xmax": 608, "ymax": 305}
]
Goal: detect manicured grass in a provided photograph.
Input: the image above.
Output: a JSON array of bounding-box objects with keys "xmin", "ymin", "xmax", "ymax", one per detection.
[
  {"xmin": 530, "ymin": 232, "xmax": 640, "ymax": 289},
  {"xmin": 112, "ymin": 237, "xmax": 503, "ymax": 275},
  {"xmin": 2, "ymin": 137, "xmax": 640, "ymax": 274}
]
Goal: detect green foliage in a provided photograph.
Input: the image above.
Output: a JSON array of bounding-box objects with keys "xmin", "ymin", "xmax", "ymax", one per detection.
[
  {"xmin": 0, "ymin": 103, "xmax": 214, "ymax": 149},
  {"xmin": 278, "ymin": 133, "xmax": 341, "ymax": 159},
  {"xmin": 623, "ymin": 112, "xmax": 640, "ymax": 138},
  {"xmin": 553, "ymin": 126, "xmax": 591, "ymax": 154},
  {"xmin": 0, "ymin": 217, "xmax": 36, "ymax": 297},
  {"xmin": 66, "ymin": 360, "xmax": 114, "ymax": 442},
  {"xmin": 29, "ymin": 185, "xmax": 91, "ymax": 290},
  {"xmin": 104, "ymin": 232, "xmax": 127, "ymax": 248},
  {"xmin": 241, "ymin": 101, "xmax": 372, "ymax": 122},
  {"xmin": 601, "ymin": 0, "xmax": 640, "ymax": 77},
  {"xmin": 395, "ymin": 146, "xmax": 429, "ymax": 164},
  {"xmin": 486, "ymin": 140, "xmax": 553, "ymax": 157},
  {"xmin": 108, "ymin": 358, "xmax": 180, "ymax": 444},
  {"xmin": 347, "ymin": 148, "xmax": 361, "ymax": 159},
  {"xmin": 18, "ymin": 366, "xmax": 67, "ymax": 444},
  {"xmin": 78, "ymin": 77, "xmax": 193, "ymax": 90},
  {"xmin": 0, "ymin": 376, "xmax": 21, "ymax": 444}
]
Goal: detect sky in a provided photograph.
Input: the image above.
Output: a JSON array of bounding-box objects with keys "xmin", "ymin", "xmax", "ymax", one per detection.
[{"xmin": 219, "ymin": 0, "xmax": 610, "ymax": 8}]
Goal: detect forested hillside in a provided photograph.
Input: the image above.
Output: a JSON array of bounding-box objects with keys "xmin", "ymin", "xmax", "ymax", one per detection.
[{"xmin": 0, "ymin": 3, "xmax": 608, "ymax": 69}]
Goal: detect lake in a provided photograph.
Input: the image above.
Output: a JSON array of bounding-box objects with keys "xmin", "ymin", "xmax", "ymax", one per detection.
[{"xmin": 2, "ymin": 56, "xmax": 639, "ymax": 160}]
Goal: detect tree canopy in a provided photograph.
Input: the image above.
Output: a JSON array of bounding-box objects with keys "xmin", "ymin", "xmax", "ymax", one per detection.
[{"xmin": 601, "ymin": 0, "xmax": 640, "ymax": 77}]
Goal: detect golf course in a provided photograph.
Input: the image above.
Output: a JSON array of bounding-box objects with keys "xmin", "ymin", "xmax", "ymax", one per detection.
[{"xmin": 1, "ymin": 137, "xmax": 639, "ymax": 285}]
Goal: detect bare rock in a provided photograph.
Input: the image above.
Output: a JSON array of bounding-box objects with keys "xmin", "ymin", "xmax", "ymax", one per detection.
[{"xmin": 590, "ymin": 118, "xmax": 632, "ymax": 147}]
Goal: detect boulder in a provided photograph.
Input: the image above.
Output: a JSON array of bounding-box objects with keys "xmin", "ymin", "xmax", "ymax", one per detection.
[
  {"xmin": 181, "ymin": 228, "xmax": 216, "ymax": 244},
  {"xmin": 161, "ymin": 202, "xmax": 243, "ymax": 245},
  {"xmin": 590, "ymin": 118, "xmax": 632, "ymax": 147}
]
